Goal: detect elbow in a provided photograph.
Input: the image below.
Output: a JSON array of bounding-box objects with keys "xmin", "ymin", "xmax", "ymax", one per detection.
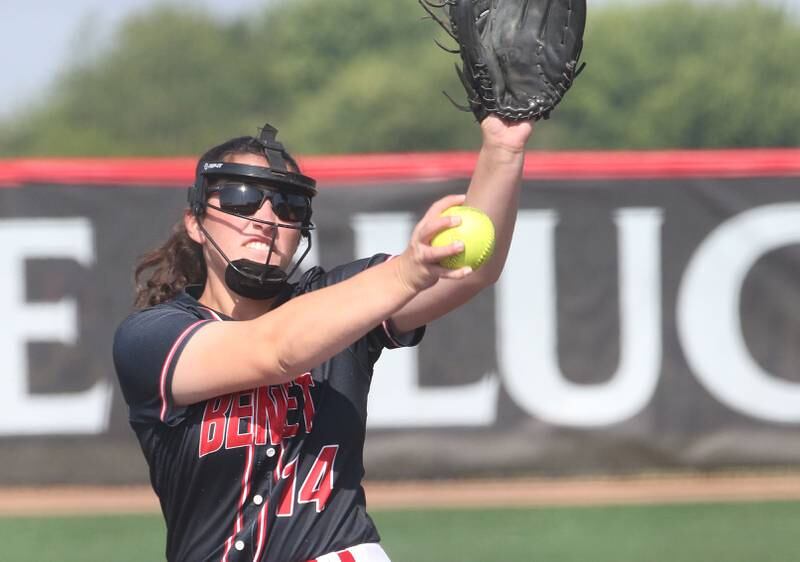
[
  {"xmin": 273, "ymin": 353, "xmax": 295, "ymax": 383},
  {"xmin": 476, "ymin": 258, "xmax": 504, "ymax": 287},
  {"xmin": 485, "ymin": 248, "xmax": 513, "ymax": 284},
  {"xmin": 484, "ymin": 265, "xmax": 503, "ymax": 286},
  {"xmin": 251, "ymin": 320, "xmax": 296, "ymax": 385}
]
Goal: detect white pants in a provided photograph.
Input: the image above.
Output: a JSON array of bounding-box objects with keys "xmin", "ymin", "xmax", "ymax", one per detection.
[{"xmin": 309, "ymin": 542, "xmax": 391, "ymax": 562}]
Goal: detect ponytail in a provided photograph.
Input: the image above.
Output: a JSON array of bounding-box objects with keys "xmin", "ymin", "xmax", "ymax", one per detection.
[{"xmin": 133, "ymin": 219, "xmax": 206, "ymax": 308}]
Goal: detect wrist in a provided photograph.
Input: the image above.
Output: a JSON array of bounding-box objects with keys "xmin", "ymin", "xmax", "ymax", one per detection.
[
  {"xmin": 390, "ymin": 253, "xmax": 429, "ymax": 296},
  {"xmin": 479, "ymin": 117, "xmax": 534, "ymax": 156},
  {"xmin": 480, "ymin": 140, "xmax": 527, "ymax": 161}
]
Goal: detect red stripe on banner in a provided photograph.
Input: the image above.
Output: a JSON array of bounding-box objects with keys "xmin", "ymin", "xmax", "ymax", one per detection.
[
  {"xmin": 1, "ymin": 149, "xmax": 799, "ymax": 187},
  {"xmin": 0, "ymin": 157, "xmax": 196, "ymax": 187}
]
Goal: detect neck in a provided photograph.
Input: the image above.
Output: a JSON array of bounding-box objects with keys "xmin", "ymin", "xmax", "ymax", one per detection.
[{"xmin": 199, "ymin": 273, "xmax": 276, "ymax": 320}]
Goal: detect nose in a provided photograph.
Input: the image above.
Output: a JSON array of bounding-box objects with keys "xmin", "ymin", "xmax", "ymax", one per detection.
[{"xmin": 253, "ymin": 199, "xmax": 281, "ymax": 228}]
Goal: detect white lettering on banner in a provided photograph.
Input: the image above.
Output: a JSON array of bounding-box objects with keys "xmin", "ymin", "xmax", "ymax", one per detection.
[
  {"xmin": 678, "ymin": 203, "xmax": 800, "ymax": 423},
  {"xmin": 352, "ymin": 213, "xmax": 499, "ymax": 428},
  {"xmin": 0, "ymin": 200, "xmax": 794, "ymax": 437},
  {"xmin": 498, "ymin": 209, "xmax": 663, "ymax": 426},
  {"xmin": 0, "ymin": 219, "xmax": 112, "ymax": 435}
]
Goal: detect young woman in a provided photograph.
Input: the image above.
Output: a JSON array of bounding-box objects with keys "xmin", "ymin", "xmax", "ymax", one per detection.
[{"xmin": 113, "ymin": 116, "xmax": 532, "ymax": 562}]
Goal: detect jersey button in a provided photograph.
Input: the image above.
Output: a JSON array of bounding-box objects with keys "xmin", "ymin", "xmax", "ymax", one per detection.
[
  {"xmin": 266, "ymin": 447, "xmax": 276, "ymax": 458},
  {"xmin": 253, "ymin": 494, "xmax": 264, "ymax": 506},
  {"xmin": 234, "ymin": 540, "xmax": 245, "ymax": 551}
]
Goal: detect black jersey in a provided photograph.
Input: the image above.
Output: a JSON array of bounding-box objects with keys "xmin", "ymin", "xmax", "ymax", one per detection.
[{"xmin": 113, "ymin": 255, "xmax": 424, "ymax": 562}]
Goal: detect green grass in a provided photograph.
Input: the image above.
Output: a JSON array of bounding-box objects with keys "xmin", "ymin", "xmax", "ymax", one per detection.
[
  {"xmin": 0, "ymin": 513, "xmax": 166, "ymax": 562},
  {"xmin": 375, "ymin": 502, "xmax": 800, "ymax": 562},
  {"xmin": 0, "ymin": 501, "xmax": 798, "ymax": 562}
]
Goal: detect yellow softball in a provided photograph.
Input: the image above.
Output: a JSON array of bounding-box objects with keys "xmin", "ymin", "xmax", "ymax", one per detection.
[{"xmin": 431, "ymin": 206, "xmax": 496, "ymax": 270}]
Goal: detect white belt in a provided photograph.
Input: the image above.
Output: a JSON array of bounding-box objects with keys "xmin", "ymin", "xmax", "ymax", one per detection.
[{"xmin": 307, "ymin": 542, "xmax": 391, "ymax": 562}]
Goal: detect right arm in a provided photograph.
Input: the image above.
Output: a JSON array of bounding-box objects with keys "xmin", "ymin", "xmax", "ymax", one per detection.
[{"xmin": 171, "ymin": 194, "xmax": 471, "ymax": 406}]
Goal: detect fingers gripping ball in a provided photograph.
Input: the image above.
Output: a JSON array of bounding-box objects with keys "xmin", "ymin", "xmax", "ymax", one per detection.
[{"xmin": 432, "ymin": 206, "xmax": 496, "ymax": 270}]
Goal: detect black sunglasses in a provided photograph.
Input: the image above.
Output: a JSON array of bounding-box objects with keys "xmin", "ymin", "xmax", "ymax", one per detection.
[{"xmin": 207, "ymin": 183, "xmax": 312, "ymax": 223}]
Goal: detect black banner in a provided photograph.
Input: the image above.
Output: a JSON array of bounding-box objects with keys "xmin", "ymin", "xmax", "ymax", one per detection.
[{"xmin": 1, "ymin": 155, "xmax": 800, "ymax": 483}]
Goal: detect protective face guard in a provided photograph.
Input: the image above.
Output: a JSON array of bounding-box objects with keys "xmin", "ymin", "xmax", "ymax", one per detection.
[
  {"xmin": 201, "ymin": 161, "xmax": 317, "ymax": 199},
  {"xmin": 187, "ymin": 123, "xmax": 317, "ymax": 300}
]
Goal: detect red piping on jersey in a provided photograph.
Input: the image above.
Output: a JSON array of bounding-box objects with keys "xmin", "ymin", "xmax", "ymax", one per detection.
[
  {"xmin": 251, "ymin": 500, "xmax": 269, "ymax": 562},
  {"xmin": 1, "ymin": 149, "xmax": 800, "ymax": 188},
  {"xmin": 221, "ymin": 443, "xmax": 256, "ymax": 562},
  {"xmin": 381, "ymin": 320, "xmax": 403, "ymax": 349},
  {"xmin": 159, "ymin": 319, "xmax": 210, "ymax": 423},
  {"xmin": 183, "ymin": 312, "xmax": 259, "ymax": 562}
]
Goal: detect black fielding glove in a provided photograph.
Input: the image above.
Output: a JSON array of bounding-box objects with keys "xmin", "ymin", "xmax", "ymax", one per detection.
[{"xmin": 421, "ymin": 0, "xmax": 587, "ymax": 122}]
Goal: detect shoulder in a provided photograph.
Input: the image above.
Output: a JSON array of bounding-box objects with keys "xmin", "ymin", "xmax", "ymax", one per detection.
[
  {"xmin": 113, "ymin": 294, "xmax": 207, "ymax": 356},
  {"xmin": 116, "ymin": 294, "xmax": 199, "ymax": 331},
  {"xmin": 113, "ymin": 294, "xmax": 211, "ymax": 425}
]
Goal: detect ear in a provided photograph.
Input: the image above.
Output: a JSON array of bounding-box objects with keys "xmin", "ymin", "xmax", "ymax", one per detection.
[{"xmin": 184, "ymin": 210, "xmax": 205, "ymax": 244}]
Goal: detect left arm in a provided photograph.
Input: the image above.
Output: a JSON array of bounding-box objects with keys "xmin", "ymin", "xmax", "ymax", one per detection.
[{"xmin": 390, "ymin": 116, "xmax": 534, "ymax": 333}]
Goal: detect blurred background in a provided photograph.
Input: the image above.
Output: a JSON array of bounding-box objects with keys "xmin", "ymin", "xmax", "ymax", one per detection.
[
  {"xmin": 2, "ymin": 0, "xmax": 800, "ymax": 561},
  {"xmin": 3, "ymin": 0, "xmax": 800, "ymax": 155}
]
